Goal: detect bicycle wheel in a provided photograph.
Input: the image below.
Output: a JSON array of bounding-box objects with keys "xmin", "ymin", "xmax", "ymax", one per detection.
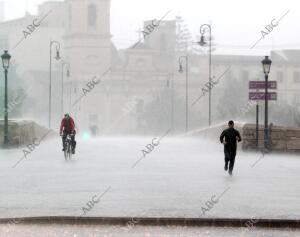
[
  {"xmin": 64, "ymin": 147, "xmax": 68, "ymax": 160},
  {"xmin": 64, "ymin": 141, "xmax": 68, "ymax": 160},
  {"xmin": 67, "ymin": 141, "xmax": 72, "ymax": 160}
]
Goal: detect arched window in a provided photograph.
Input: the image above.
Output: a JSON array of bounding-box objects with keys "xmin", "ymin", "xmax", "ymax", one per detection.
[
  {"xmin": 160, "ymin": 33, "xmax": 167, "ymax": 51},
  {"xmin": 88, "ymin": 4, "xmax": 97, "ymax": 27}
]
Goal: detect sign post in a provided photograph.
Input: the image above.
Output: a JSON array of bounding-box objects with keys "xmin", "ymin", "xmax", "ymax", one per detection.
[
  {"xmin": 249, "ymin": 80, "xmax": 277, "ymax": 149},
  {"xmin": 249, "ymin": 92, "xmax": 277, "ymax": 101},
  {"xmin": 249, "ymin": 81, "xmax": 277, "ymax": 90},
  {"xmin": 256, "ymin": 102, "xmax": 259, "ymax": 148}
]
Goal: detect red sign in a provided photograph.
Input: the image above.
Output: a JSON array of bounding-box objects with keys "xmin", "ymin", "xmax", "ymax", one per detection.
[
  {"xmin": 249, "ymin": 92, "xmax": 277, "ymax": 101},
  {"xmin": 249, "ymin": 81, "xmax": 277, "ymax": 90}
]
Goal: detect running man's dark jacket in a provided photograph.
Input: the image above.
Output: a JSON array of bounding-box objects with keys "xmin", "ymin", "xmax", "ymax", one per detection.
[{"xmin": 220, "ymin": 127, "xmax": 242, "ymax": 152}]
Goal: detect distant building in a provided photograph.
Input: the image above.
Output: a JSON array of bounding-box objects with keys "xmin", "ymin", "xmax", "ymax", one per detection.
[
  {"xmin": 0, "ymin": 1, "xmax": 4, "ymax": 22},
  {"xmin": 0, "ymin": 0, "xmax": 299, "ymax": 133}
]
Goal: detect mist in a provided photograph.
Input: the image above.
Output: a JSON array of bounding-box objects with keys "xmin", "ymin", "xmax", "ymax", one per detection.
[{"xmin": 0, "ymin": 0, "xmax": 300, "ymax": 236}]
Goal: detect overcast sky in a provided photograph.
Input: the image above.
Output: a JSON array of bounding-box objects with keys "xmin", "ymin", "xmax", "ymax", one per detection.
[{"xmin": 1, "ymin": 0, "xmax": 299, "ymax": 54}]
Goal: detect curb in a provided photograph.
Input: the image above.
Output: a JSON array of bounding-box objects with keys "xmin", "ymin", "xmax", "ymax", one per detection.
[{"xmin": 0, "ymin": 217, "xmax": 299, "ymax": 228}]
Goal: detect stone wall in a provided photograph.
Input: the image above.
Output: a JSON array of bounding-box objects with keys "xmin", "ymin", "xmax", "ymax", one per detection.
[
  {"xmin": 0, "ymin": 120, "xmax": 55, "ymax": 148},
  {"xmin": 242, "ymin": 124, "xmax": 300, "ymax": 151},
  {"xmin": 187, "ymin": 122, "xmax": 300, "ymax": 152}
]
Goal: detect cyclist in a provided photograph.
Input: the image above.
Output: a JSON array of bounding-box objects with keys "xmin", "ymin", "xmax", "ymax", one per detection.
[{"xmin": 60, "ymin": 113, "xmax": 76, "ymax": 154}]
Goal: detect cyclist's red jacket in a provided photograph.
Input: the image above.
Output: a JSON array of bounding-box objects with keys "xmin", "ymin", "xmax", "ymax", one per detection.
[{"xmin": 60, "ymin": 117, "xmax": 75, "ymax": 134}]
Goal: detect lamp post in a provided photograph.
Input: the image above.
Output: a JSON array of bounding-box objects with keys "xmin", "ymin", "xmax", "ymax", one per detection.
[
  {"xmin": 1, "ymin": 50, "xmax": 11, "ymax": 146},
  {"xmin": 61, "ymin": 62, "xmax": 70, "ymax": 117},
  {"xmin": 49, "ymin": 40, "xmax": 61, "ymax": 128},
  {"xmin": 69, "ymin": 81, "xmax": 72, "ymax": 112},
  {"xmin": 261, "ymin": 56, "xmax": 272, "ymax": 150},
  {"xmin": 198, "ymin": 24, "xmax": 212, "ymax": 127},
  {"xmin": 178, "ymin": 55, "xmax": 189, "ymax": 132}
]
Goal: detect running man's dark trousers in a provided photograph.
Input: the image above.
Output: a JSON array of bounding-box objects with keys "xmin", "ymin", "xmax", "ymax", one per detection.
[{"xmin": 224, "ymin": 149, "xmax": 236, "ymax": 172}]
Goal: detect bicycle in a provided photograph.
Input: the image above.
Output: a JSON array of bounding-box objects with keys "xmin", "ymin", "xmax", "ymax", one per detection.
[{"xmin": 63, "ymin": 134, "xmax": 73, "ymax": 160}]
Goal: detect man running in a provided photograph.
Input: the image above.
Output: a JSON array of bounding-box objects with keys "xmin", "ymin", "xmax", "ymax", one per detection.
[
  {"xmin": 220, "ymin": 120, "xmax": 242, "ymax": 175},
  {"xmin": 60, "ymin": 113, "xmax": 76, "ymax": 154}
]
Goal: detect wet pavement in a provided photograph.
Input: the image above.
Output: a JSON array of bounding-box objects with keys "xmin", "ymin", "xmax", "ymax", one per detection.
[
  {"xmin": 0, "ymin": 137, "xmax": 299, "ymax": 219},
  {"xmin": 1, "ymin": 224, "xmax": 300, "ymax": 237}
]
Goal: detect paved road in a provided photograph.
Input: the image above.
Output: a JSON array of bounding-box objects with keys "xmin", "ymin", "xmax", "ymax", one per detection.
[
  {"xmin": 1, "ymin": 224, "xmax": 300, "ymax": 237},
  {"xmin": 0, "ymin": 136, "xmax": 299, "ymax": 219}
]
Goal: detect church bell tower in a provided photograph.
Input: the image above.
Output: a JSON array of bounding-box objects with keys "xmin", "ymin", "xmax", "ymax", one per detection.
[
  {"xmin": 64, "ymin": 0, "xmax": 112, "ymax": 77},
  {"xmin": 63, "ymin": 0, "xmax": 112, "ymax": 131}
]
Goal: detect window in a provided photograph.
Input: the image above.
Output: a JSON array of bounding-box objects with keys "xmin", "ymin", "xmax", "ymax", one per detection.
[
  {"xmin": 88, "ymin": 4, "xmax": 97, "ymax": 27},
  {"xmin": 136, "ymin": 99, "xmax": 144, "ymax": 113},
  {"xmin": 294, "ymin": 94, "xmax": 300, "ymax": 104},
  {"xmin": 68, "ymin": 4, "xmax": 72, "ymax": 28},
  {"xmin": 136, "ymin": 58, "xmax": 145, "ymax": 68},
  {"xmin": 0, "ymin": 37, "xmax": 8, "ymax": 49},
  {"xmin": 277, "ymin": 71, "xmax": 283, "ymax": 83},
  {"xmin": 242, "ymin": 70, "xmax": 249, "ymax": 81},
  {"xmin": 225, "ymin": 69, "xmax": 232, "ymax": 81},
  {"xmin": 160, "ymin": 33, "xmax": 167, "ymax": 51},
  {"xmin": 293, "ymin": 71, "xmax": 300, "ymax": 83},
  {"xmin": 89, "ymin": 114, "xmax": 98, "ymax": 124}
]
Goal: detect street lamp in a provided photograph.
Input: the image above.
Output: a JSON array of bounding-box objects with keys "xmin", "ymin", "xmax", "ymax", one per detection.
[
  {"xmin": 261, "ymin": 56, "xmax": 272, "ymax": 150},
  {"xmin": 61, "ymin": 61, "xmax": 70, "ymax": 117},
  {"xmin": 69, "ymin": 81, "xmax": 73, "ymax": 113},
  {"xmin": 178, "ymin": 56, "xmax": 189, "ymax": 132},
  {"xmin": 1, "ymin": 50, "xmax": 11, "ymax": 146},
  {"xmin": 49, "ymin": 40, "xmax": 61, "ymax": 128},
  {"xmin": 198, "ymin": 24, "xmax": 212, "ymax": 127}
]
